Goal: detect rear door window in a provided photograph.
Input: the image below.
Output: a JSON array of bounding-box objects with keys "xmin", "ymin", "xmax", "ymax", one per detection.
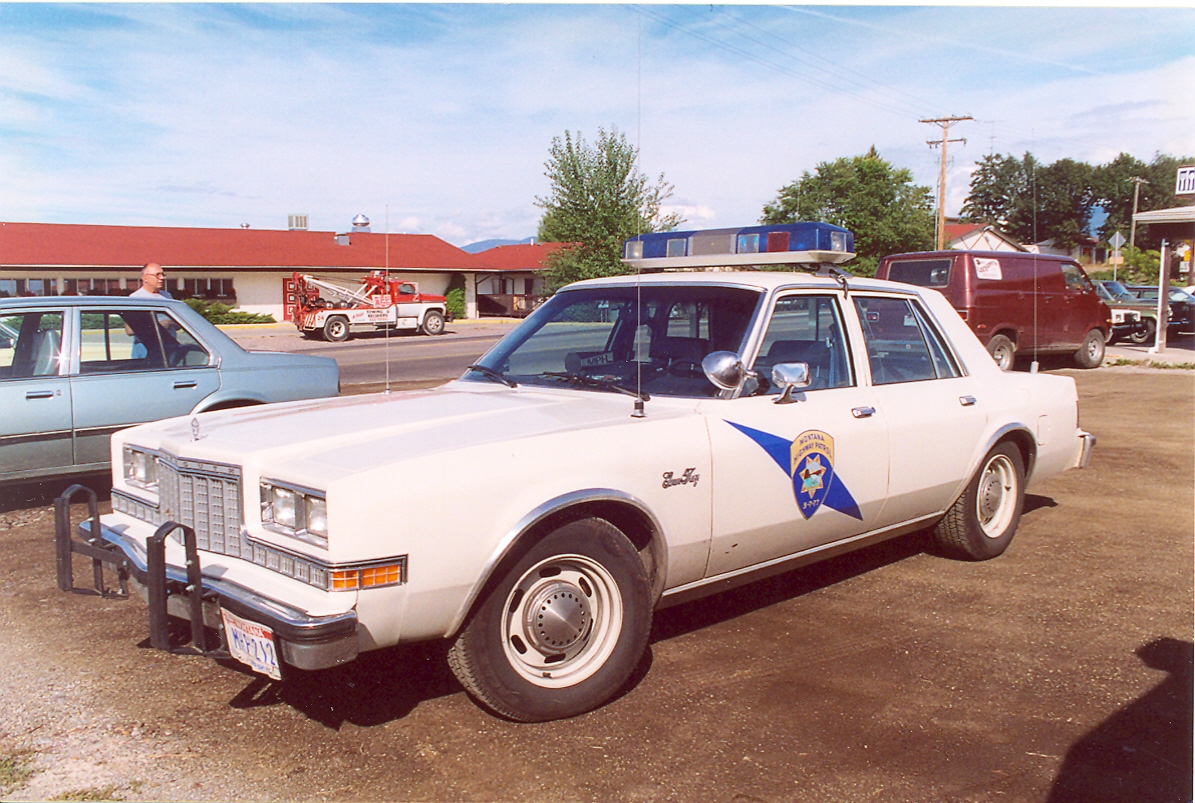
[
  {"xmin": 887, "ymin": 259, "xmax": 952, "ymax": 288},
  {"xmin": 854, "ymin": 296, "xmax": 961, "ymax": 384}
]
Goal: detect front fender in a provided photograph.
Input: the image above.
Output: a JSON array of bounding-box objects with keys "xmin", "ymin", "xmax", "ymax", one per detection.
[{"xmin": 445, "ymin": 488, "xmax": 667, "ymax": 636}]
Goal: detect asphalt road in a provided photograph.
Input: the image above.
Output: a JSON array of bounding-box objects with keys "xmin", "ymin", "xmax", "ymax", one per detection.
[
  {"xmin": 225, "ymin": 321, "xmax": 518, "ymax": 390},
  {"xmin": 0, "ymin": 367, "xmax": 1191, "ymax": 803}
]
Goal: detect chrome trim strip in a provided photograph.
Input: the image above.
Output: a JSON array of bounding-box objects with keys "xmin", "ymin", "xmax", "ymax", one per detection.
[
  {"xmin": 0, "ymin": 430, "xmax": 73, "ymax": 445},
  {"xmin": 658, "ymin": 513, "xmax": 941, "ymax": 609},
  {"xmin": 446, "ymin": 488, "xmax": 666, "ymax": 635}
]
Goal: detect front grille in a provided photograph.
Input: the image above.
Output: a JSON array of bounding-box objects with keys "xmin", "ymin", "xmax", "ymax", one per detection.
[
  {"xmin": 158, "ymin": 458, "xmax": 243, "ymax": 555},
  {"xmin": 112, "ymin": 453, "xmax": 406, "ymax": 592}
]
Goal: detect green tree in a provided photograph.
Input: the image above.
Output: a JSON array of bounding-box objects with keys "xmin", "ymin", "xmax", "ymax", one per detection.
[
  {"xmin": 1092, "ymin": 152, "xmax": 1195, "ymax": 250},
  {"xmin": 961, "ymin": 152, "xmax": 1098, "ymax": 249},
  {"xmin": 536, "ymin": 128, "xmax": 683, "ymax": 289},
  {"xmin": 761, "ymin": 147, "xmax": 935, "ymax": 276}
]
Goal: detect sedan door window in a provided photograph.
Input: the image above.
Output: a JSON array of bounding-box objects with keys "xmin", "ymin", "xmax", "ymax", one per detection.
[
  {"xmin": 79, "ymin": 310, "xmax": 167, "ymax": 373},
  {"xmin": 854, "ymin": 296, "xmax": 960, "ymax": 384},
  {"xmin": 1, "ymin": 311, "xmax": 65, "ymax": 378},
  {"xmin": 751, "ymin": 294, "xmax": 853, "ymax": 393}
]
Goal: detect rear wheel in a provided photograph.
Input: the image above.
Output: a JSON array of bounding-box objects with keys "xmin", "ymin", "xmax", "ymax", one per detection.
[
  {"xmin": 421, "ymin": 311, "xmax": 445, "ymax": 336},
  {"xmin": 1073, "ymin": 329, "xmax": 1106, "ymax": 369},
  {"xmin": 1126, "ymin": 317, "xmax": 1155, "ymax": 345},
  {"xmin": 323, "ymin": 316, "xmax": 350, "ymax": 342},
  {"xmin": 986, "ymin": 334, "xmax": 1016, "ymax": 371},
  {"xmin": 934, "ymin": 442, "xmax": 1025, "ymax": 561},
  {"xmin": 448, "ymin": 518, "xmax": 652, "ymax": 722}
]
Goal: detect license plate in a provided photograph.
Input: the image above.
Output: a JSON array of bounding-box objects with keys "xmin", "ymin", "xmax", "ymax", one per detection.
[{"xmin": 221, "ymin": 608, "xmax": 282, "ymax": 680}]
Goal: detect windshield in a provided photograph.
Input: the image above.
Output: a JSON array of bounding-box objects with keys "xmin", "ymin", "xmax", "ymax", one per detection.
[
  {"xmin": 468, "ymin": 284, "xmax": 763, "ymax": 398},
  {"xmin": 1101, "ymin": 281, "xmax": 1135, "ymax": 300}
]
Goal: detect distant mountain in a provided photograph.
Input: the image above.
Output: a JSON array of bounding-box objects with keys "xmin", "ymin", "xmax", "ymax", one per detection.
[{"xmin": 461, "ymin": 237, "xmax": 537, "ymax": 254}]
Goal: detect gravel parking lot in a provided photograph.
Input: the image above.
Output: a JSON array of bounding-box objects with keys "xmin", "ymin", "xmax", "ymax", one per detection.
[{"xmin": 1, "ymin": 367, "xmax": 1191, "ymax": 803}]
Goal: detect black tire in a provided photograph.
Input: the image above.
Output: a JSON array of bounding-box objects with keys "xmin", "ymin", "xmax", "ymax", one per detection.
[
  {"xmin": 1073, "ymin": 329, "xmax": 1105, "ymax": 369},
  {"xmin": 448, "ymin": 518, "xmax": 652, "ymax": 722},
  {"xmin": 421, "ymin": 311, "xmax": 446, "ymax": 336},
  {"xmin": 934, "ymin": 442, "xmax": 1025, "ymax": 561},
  {"xmin": 1126, "ymin": 317, "xmax": 1155, "ymax": 345},
  {"xmin": 323, "ymin": 316, "xmax": 350, "ymax": 343},
  {"xmin": 986, "ymin": 334, "xmax": 1016, "ymax": 371}
]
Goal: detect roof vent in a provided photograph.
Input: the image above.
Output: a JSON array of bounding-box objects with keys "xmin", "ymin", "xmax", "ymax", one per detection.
[
  {"xmin": 351, "ymin": 214, "xmax": 371, "ymax": 233},
  {"xmin": 288, "ymin": 214, "xmax": 309, "ymax": 231},
  {"xmin": 335, "ymin": 233, "xmax": 350, "ymax": 246}
]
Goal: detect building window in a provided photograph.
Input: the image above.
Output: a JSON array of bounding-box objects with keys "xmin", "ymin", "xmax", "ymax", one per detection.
[{"xmin": 182, "ymin": 278, "xmax": 236, "ymax": 300}]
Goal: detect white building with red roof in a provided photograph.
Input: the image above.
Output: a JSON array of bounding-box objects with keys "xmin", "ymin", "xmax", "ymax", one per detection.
[{"xmin": 0, "ymin": 220, "xmax": 561, "ymax": 320}]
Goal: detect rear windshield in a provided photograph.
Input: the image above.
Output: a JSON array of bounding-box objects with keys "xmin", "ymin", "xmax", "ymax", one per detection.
[{"xmin": 887, "ymin": 258, "xmax": 951, "ymax": 288}]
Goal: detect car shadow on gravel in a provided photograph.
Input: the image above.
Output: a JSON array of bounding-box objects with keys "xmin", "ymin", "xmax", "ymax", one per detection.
[
  {"xmin": 213, "ymin": 639, "xmax": 461, "ymax": 730},
  {"xmin": 0, "ymin": 475, "xmax": 111, "ymax": 513}
]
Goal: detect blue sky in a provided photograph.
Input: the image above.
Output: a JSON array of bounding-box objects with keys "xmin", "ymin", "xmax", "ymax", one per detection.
[{"xmin": 2, "ymin": 3, "xmax": 1193, "ymax": 246}]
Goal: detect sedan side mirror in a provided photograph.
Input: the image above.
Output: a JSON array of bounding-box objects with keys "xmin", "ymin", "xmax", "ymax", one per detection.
[
  {"xmin": 771, "ymin": 362, "xmax": 811, "ymax": 405},
  {"xmin": 702, "ymin": 351, "xmax": 747, "ymax": 391}
]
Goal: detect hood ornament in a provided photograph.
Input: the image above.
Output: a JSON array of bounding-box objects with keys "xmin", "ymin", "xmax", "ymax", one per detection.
[{"xmin": 191, "ymin": 417, "xmax": 205, "ymax": 442}]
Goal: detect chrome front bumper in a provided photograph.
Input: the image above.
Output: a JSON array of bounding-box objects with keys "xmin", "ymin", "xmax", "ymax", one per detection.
[{"xmin": 74, "ymin": 516, "xmax": 360, "ymax": 672}]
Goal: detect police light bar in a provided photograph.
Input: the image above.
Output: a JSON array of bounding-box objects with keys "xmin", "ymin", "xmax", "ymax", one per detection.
[{"xmin": 623, "ymin": 223, "xmax": 854, "ymax": 271}]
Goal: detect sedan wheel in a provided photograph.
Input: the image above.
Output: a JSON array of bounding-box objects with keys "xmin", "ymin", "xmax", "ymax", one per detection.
[
  {"xmin": 448, "ymin": 518, "xmax": 652, "ymax": 722},
  {"xmin": 934, "ymin": 442, "xmax": 1025, "ymax": 561},
  {"xmin": 1126, "ymin": 317, "xmax": 1155, "ymax": 345}
]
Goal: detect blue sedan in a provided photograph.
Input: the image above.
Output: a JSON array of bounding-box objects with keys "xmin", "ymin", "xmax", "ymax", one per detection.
[{"xmin": 1, "ymin": 296, "xmax": 339, "ymax": 486}]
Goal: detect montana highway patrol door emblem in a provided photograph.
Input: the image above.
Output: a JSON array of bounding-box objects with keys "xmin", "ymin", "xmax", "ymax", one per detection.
[
  {"xmin": 791, "ymin": 430, "xmax": 835, "ymax": 519},
  {"xmin": 727, "ymin": 422, "xmax": 862, "ymax": 521}
]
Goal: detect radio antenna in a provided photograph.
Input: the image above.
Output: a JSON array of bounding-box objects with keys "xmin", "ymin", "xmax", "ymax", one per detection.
[
  {"xmin": 385, "ymin": 204, "xmax": 392, "ymax": 393},
  {"xmin": 632, "ymin": 10, "xmax": 645, "ymax": 419}
]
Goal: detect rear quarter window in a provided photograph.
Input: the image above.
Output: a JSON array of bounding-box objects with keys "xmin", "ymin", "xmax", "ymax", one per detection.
[{"xmin": 886, "ymin": 259, "xmax": 952, "ymax": 288}]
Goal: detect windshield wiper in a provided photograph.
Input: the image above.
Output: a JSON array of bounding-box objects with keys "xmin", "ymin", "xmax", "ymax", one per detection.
[
  {"xmin": 466, "ymin": 364, "xmax": 517, "ymax": 388},
  {"xmin": 540, "ymin": 371, "xmax": 649, "ymax": 401}
]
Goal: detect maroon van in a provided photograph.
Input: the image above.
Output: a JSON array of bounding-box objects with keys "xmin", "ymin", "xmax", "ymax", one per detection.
[{"xmin": 876, "ymin": 251, "xmax": 1112, "ymax": 370}]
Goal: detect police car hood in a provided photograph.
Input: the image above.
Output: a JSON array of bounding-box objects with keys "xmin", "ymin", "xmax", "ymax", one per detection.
[{"xmin": 125, "ymin": 381, "xmax": 681, "ymax": 487}]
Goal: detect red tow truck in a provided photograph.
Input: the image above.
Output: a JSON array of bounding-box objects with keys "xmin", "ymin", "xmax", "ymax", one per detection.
[{"xmin": 290, "ymin": 272, "xmax": 449, "ymax": 342}]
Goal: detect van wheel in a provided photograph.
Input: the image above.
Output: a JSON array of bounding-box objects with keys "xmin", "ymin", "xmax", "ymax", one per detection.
[
  {"xmin": 1126, "ymin": 317, "xmax": 1155, "ymax": 345},
  {"xmin": 986, "ymin": 335, "xmax": 1016, "ymax": 371},
  {"xmin": 1074, "ymin": 329, "xmax": 1105, "ymax": 369}
]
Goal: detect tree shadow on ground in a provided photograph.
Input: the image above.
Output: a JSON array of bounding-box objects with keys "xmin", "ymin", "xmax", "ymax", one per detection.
[{"xmin": 1047, "ymin": 637, "xmax": 1193, "ymax": 803}]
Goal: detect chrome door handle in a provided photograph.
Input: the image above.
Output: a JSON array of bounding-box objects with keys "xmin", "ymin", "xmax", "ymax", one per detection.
[
  {"xmin": 959, "ymin": 395, "xmax": 977, "ymax": 406},
  {"xmin": 25, "ymin": 390, "xmax": 54, "ymax": 400},
  {"xmin": 851, "ymin": 406, "xmax": 876, "ymax": 419},
  {"xmin": 173, "ymin": 381, "xmax": 198, "ymax": 389}
]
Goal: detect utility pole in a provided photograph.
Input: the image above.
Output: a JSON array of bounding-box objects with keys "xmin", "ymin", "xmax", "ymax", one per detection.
[
  {"xmin": 922, "ymin": 116, "xmax": 972, "ymax": 250},
  {"xmin": 1129, "ymin": 176, "xmax": 1149, "ymax": 250}
]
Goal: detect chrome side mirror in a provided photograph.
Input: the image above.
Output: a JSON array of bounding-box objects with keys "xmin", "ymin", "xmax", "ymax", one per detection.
[
  {"xmin": 771, "ymin": 362, "xmax": 811, "ymax": 405},
  {"xmin": 702, "ymin": 351, "xmax": 747, "ymax": 391}
]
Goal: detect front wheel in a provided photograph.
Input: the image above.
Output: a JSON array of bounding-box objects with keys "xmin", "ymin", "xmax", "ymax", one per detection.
[
  {"xmin": 933, "ymin": 442, "xmax": 1025, "ymax": 561},
  {"xmin": 986, "ymin": 334, "xmax": 1016, "ymax": 371},
  {"xmin": 448, "ymin": 518, "xmax": 652, "ymax": 722},
  {"xmin": 1126, "ymin": 317, "xmax": 1155, "ymax": 345},
  {"xmin": 1073, "ymin": 329, "xmax": 1105, "ymax": 369},
  {"xmin": 421, "ymin": 311, "xmax": 445, "ymax": 336}
]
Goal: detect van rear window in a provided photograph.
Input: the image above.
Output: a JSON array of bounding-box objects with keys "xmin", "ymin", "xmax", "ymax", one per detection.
[{"xmin": 887, "ymin": 259, "xmax": 951, "ymax": 288}]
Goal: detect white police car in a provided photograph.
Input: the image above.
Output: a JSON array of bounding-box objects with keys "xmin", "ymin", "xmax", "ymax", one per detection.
[{"xmin": 66, "ymin": 226, "xmax": 1093, "ymax": 722}]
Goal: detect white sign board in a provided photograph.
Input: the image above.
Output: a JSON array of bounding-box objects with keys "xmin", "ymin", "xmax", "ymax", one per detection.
[
  {"xmin": 974, "ymin": 257, "xmax": 1003, "ymax": 281},
  {"xmin": 1177, "ymin": 165, "xmax": 1195, "ymax": 196}
]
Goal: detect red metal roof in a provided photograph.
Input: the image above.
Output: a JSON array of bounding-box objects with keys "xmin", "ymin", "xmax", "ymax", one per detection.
[{"xmin": 0, "ymin": 221, "xmax": 558, "ymax": 274}]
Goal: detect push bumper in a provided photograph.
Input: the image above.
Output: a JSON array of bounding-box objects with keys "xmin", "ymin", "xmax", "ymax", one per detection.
[{"xmin": 55, "ymin": 485, "xmax": 358, "ymax": 674}]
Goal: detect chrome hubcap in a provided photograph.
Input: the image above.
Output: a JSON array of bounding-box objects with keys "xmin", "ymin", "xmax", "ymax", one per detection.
[
  {"xmin": 977, "ymin": 454, "xmax": 1016, "ymax": 538},
  {"xmin": 522, "ymin": 581, "xmax": 592, "ymax": 653}
]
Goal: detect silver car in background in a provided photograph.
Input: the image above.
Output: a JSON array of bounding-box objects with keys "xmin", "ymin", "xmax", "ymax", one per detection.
[{"xmin": 1, "ymin": 296, "xmax": 339, "ymax": 486}]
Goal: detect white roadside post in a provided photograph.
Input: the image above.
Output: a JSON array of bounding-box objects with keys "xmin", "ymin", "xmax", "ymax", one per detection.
[{"xmin": 1150, "ymin": 240, "xmax": 1170, "ymax": 354}]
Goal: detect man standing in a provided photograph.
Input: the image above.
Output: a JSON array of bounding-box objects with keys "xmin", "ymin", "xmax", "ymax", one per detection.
[{"xmin": 130, "ymin": 263, "xmax": 173, "ymax": 299}]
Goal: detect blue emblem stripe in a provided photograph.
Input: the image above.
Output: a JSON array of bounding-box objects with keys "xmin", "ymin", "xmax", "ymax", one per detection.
[{"xmin": 726, "ymin": 421, "xmax": 863, "ymax": 521}]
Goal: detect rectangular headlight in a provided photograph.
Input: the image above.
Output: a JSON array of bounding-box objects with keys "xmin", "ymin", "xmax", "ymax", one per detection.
[
  {"xmin": 260, "ymin": 480, "xmax": 328, "ymax": 548},
  {"xmin": 123, "ymin": 447, "xmax": 158, "ymax": 490}
]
